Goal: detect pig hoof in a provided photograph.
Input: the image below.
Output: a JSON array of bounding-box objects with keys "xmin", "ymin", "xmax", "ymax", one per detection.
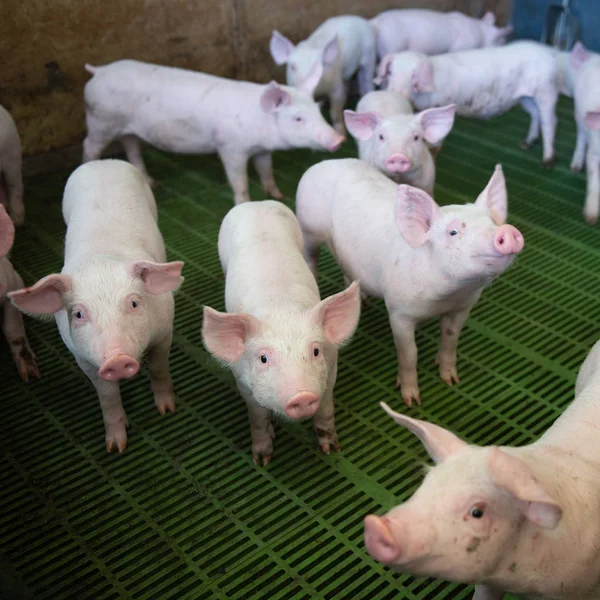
[
  {"xmin": 570, "ymin": 163, "xmax": 583, "ymax": 173},
  {"xmin": 542, "ymin": 157, "xmax": 555, "ymax": 169},
  {"xmin": 147, "ymin": 178, "xmax": 159, "ymax": 189},
  {"xmin": 10, "ymin": 208, "xmax": 25, "ymax": 227},
  {"xmin": 105, "ymin": 419, "xmax": 129, "ymax": 453},
  {"xmin": 253, "ymin": 452, "xmax": 273, "ymax": 466},
  {"xmin": 397, "ymin": 383, "xmax": 421, "ymax": 407},
  {"xmin": 440, "ymin": 368, "xmax": 460, "ymax": 386},
  {"xmin": 16, "ymin": 357, "xmax": 41, "ymax": 382},
  {"xmin": 519, "ymin": 140, "xmax": 533, "ymax": 150},
  {"xmin": 584, "ymin": 211, "xmax": 599, "ymax": 225},
  {"xmin": 155, "ymin": 393, "xmax": 176, "ymax": 415},
  {"xmin": 265, "ymin": 186, "xmax": 285, "ymax": 200},
  {"xmin": 315, "ymin": 429, "xmax": 340, "ymax": 455}
]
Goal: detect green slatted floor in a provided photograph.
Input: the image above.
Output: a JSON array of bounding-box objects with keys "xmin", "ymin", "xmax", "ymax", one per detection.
[{"xmin": 1, "ymin": 96, "xmax": 598, "ymax": 600}]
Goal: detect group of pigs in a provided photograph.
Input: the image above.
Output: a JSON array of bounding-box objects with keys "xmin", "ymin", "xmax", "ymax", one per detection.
[{"xmin": 2, "ymin": 7, "xmax": 600, "ymax": 600}]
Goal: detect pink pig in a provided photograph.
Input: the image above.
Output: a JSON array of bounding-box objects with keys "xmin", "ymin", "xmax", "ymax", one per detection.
[
  {"xmin": 0, "ymin": 205, "xmax": 39, "ymax": 381},
  {"xmin": 9, "ymin": 160, "xmax": 184, "ymax": 453},
  {"xmin": 365, "ymin": 337, "xmax": 600, "ymax": 599},
  {"xmin": 296, "ymin": 159, "xmax": 523, "ymax": 406},
  {"xmin": 202, "ymin": 200, "xmax": 361, "ymax": 465},
  {"xmin": 0, "ymin": 105, "xmax": 25, "ymax": 226}
]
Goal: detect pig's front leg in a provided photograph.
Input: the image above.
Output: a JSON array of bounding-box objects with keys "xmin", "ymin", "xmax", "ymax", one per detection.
[
  {"xmin": 241, "ymin": 390, "xmax": 275, "ymax": 466},
  {"xmin": 329, "ymin": 82, "xmax": 349, "ymax": 137},
  {"xmin": 252, "ymin": 152, "xmax": 284, "ymax": 200},
  {"xmin": 389, "ymin": 311, "xmax": 420, "ymax": 407},
  {"xmin": 435, "ymin": 307, "xmax": 470, "ymax": 386},
  {"xmin": 121, "ymin": 134, "xmax": 157, "ymax": 188},
  {"xmin": 313, "ymin": 383, "xmax": 339, "ymax": 455},
  {"xmin": 472, "ymin": 584, "xmax": 504, "ymax": 600},
  {"xmin": 518, "ymin": 97, "xmax": 540, "ymax": 150},
  {"xmin": 147, "ymin": 335, "xmax": 176, "ymax": 415},
  {"xmin": 535, "ymin": 92, "xmax": 557, "ymax": 168},
  {"xmin": 570, "ymin": 121, "xmax": 588, "ymax": 172},
  {"xmin": 584, "ymin": 147, "xmax": 600, "ymax": 224},
  {"xmin": 218, "ymin": 149, "xmax": 251, "ymax": 205},
  {"xmin": 2, "ymin": 298, "xmax": 40, "ymax": 382}
]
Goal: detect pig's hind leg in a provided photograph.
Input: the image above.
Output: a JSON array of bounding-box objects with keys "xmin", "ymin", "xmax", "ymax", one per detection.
[
  {"xmin": 570, "ymin": 120, "xmax": 588, "ymax": 172},
  {"xmin": 147, "ymin": 335, "xmax": 176, "ymax": 415},
  {"xmin": 584, "ymin": 144, "xmax": 600, "ymax": 224},
  {"xmin": 435, "ymin": 308, "xmax": 470, "ymax": 386},
  {"xmin": 472, "ymin": 584, "xmax": 505, "ymax": 600},
  {"xmin": 2, "ymin": 159, "xmax": 24, "ymax": 226},
  {"xmin": 2, "ymin": 298, "xmax": 40, "ymax": 382},
  {"xmin": 357, "ymin": 46, "xmax": 377, "ymax": 96},
  {"xmin": 252, "ymin": 152, "xmax": 284, "ymax": 199},
  {"xmin": 121, "ymin": 135, "xmax": 157, "ymax": 188},
  {"xmin": 329, "ymin": 81, "xmax": 349, "ymax": 137},
  {"xmin": 535, "ymin": 91, "xmax": 558, "ymax": 168},
  {"xmin": 518, "ymin": 97, "xmax": 540, "ymax": 150}
]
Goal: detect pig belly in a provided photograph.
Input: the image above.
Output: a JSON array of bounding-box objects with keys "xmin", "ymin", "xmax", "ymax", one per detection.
[
  {"xmin": 136, "ymin": 117, "xmax": 216, "ymax": 154},
  {"xmin": 456, "ymin": 92, "xmax": 519, "ymax": 119}
]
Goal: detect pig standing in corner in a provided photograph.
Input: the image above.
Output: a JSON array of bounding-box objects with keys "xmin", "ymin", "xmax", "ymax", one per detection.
[
  {"xmin": 270, "ymin": 16, "xmax": 377, "ymax": 135},
  {"xmin": 343, "ymin": 90, "xmax": 455, "ymax": 194},
  {"xmin": 364, "ymin": 338, "xmax": 600, "ymax": 599},
  {"xmin": 0, "ymin": 205, "xmax": 39, "ymax": 381},
  {"xmin": 0, "ymin": 105, "xmax": 25, "ymax": 226},
  {"xmin": 82, "ymin": 60, "xmax": 344, "ymax": 205},
  {"xmin": 296, "ymin": 160, "xmax": 523, "ymax": 407},
  {"xmin": 202, "ymin": 201, "xmax": 361, "ymax": 465},
  {"xmin": 9, "ymin": 160, "xmax": 184, "ymax": 453},
  {"xmin": 377, "ymin": 41, "xmax": 559, "ymax": 168}
]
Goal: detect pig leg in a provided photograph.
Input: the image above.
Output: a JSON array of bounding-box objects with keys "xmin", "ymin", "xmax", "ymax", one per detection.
[
  {"xmin": 2, "ymin": 299, "xmax": 40, "ymax": 382},
  {"xmin": 82, "ymin": 133, "xmax": 113, "ymax": 163},
  {"xmin": 2, "ymin": 159, "xmax": 25, "ymax": 227},
  {"xmin": 252, "ymin": 152, "xmax": 284, "ymax": 199},
  {"xmin": 313, "ymin": 383, "xmax": 339, "ymax": 454},
  {"xmin": 535, "ymin": 92, "xmax": 557, "ymax": 168},
  {"xmin": 345, "ymin": 274, "xmax": 368, "ymax": 306},
  {"xmin": 472, "ymin": 584, "xmax": 505, "ymax": 600},
  {"xmin": 147, "ymin": 335, "xmax": 176, "ymax": 415},
  {"xmin": 218, "ymin": 150, "xmax": 251, "ymax": 205},
  {"xmin": 302, "ymin": 234, "xmax": 322, "ymax": 279},
  {"xmin": 583, "ymin": 146, "xmax": 600, "ymax": 225},
  {"xmin": 242, "ymin": 391, "xmax": 275, "ymax": 466},
  {"xmin": 329, "ymin": 81, "xmax": 349, "ymax": 137},
  {"xmin": 357, "ymin": 50, "xmax": 376, "ymax": 96},
  {"xmin": 435, "ymin": 308, "xmax": 470, "ymax": 386},
  {"xmin": 518, "ymin": 97, "xmax": 540, "ymax": 150},
  {"xmin": 570, "ymin": 121, "xmax": 588, "ymax": 172},
  {"xmin": 389, "ymin": 312, "xmax": 420, "ymax": 407},
  {"xmin": 121, "ymin": 135, "xmax": 157, "ymax": 188}
]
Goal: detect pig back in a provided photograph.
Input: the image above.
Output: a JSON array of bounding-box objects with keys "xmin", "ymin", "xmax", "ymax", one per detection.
[{"xmin": 356, "ymin": 90, "xmax": 413, "ymax": 117}]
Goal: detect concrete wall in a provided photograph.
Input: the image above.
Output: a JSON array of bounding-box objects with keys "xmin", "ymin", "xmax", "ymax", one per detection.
[{"xmin": 0, "ymin": 0, "xmax": 510, "ymax": 156}]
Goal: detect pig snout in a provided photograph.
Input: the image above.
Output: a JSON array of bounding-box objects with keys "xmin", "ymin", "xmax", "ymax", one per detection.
[
  {"xmin": 364, "ymin": 515, "xmax": 402, "ymax": 564},
  {"xmin": 493, "ymin": 224, "xmax": 524, "ymax": 255},
  {"xmin": 320, "ymin": 131, "xmax": 345, "ymax": 152},
  {"xmin": 385, "ymin": 154, "xmax": 412, "ymax": 173},
  {"xmin": 284, "ymin": 391, "xmax": 320, "ymax": 419},
  {"xmin": 99, "ymin": 352, "xmax": 140, "ymax": 381}
]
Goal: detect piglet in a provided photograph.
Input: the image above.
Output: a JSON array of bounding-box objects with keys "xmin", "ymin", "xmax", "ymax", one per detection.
[
  {"xmin": 83, "ymin": 60, "xmax": 344, "ymax": 206},
  {"xmin": 9, "ymin": 160, "xmax": 184, "ymax": 452},
  {"xmin": 202, "ymin": 200, "xmax": 360, "ymax": 465},
  {"xmin": 270, "ymin": 16, "xmax": 377, "ymax": 135},
  {"xmin": 364, "ymin": 338, "xmax": 600, "ymax": 599},
  {"xmin": 370, "ymin": 9, "xmax": 512, "ymax": 59},
  {"xmin": 378, "ymin": 41, "xmax": 559, "ymax": 167},
  {"xmin": 297, "ymin": 159, "xmax": 523, "ymax": 407},
  {"xmin": 344, "ymin": 90, "xmax": 455, "ymax": 194},
  {"xmin": 0, "ymin": 205, "xmax": 39, "ymax": 381},
  {"xmin": 0, "ymin": 105, "xmax": 25, "ymax": 226}
]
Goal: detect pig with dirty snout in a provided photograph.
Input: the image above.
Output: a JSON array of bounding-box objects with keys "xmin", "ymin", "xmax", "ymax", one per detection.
[
  {"xmin": 297, "ymin": 159, "xmax": 523, "ymax": 407},
  {"xmin": 9, "ymin": 160, "xmax": 184, "ymax": 453},
  {"xmin": 0, "ymin": 205, "xmax": 39, "ymax": 381},
  {"xmin": 0, "ymin": 105, "xmax": 25, "ymax": 226},
  {"xmin": 365, "ymin": 337, "xmax": 600, "ymax": 600},
  {"xmin": 344, "ymin": 91, "xmax": 455, "ymax": 195},
  {"xmin": 83, "ymin": 60, "xmax": 343, "ymax": 206},
  {"xmin": 202, "ymin": 201, "xmax": 361, "ymax": 465}
]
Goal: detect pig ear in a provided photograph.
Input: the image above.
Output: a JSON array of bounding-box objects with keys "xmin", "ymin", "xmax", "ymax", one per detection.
[
  {"xmin": 475, "ymin": 164, "xmax": 507, "ymax": 225},
  {"xmin": 297, "ymin": 61, "xmax": 324, "ymax": 96},
  {"xmin": 128, "ymin": 260, "xmax": 184, "ymax": 294},
  {"xmin": 270, "ymin": 30, "xmax": 295, "ymax": 65},
  {"xmin": 260, "ymin": 81, "xmax": 292, "ymax": 113},
  {"xmin": 584, "ymin": 112, "xmax": 600, "ymax": 130},
  {"xmin": 412, "ymin": 60, "xmax": 435, "ymax": 94},
  {"xmin": 482, "ymin": 11, "xmax": 496, "ymax": 25},
  {"xmin": 394, "ymin": 184, "xmax": 441, "ymax": 248},
  {"xmin": 488, "ymin": 447, "xmax": 562, "ymax": 530},
  {"xmin": 380, "ymin": 402, "xmax": 468, "ymax": 463},
  {"xmin": 8, "ymin": 274, "xmax": 72, "ymax": 314},
  {"xmin": 374, "ymin": 54, "xmax": 394, "ymax": 86},
  {"xmin": 202, "ymin": 306, "xmax": 262, "ymax": 363},
  {"xmin": 322, "ymin": 36, "xmax": 339, "ymax": 65},
  {"xmin": 496, "ymin": 25, "xmax": 513, "ymax": 41},
  {"xmin": 311, "ymin": 280, "xmax": 361, "ymax": 345},
  {"xmin": 570, "ymin": 41, "xmax": 592, "ymax": 70},
  {"xmin": 418, "ymin": 104, "xmax": 456, "ymax": 145},
  {"xmin": 343, "ymin": 110, "xmax": 380, "ymax": 141},
  {"xmin": 0, "ymin": 204, "xmax": 15, "ymax": 258}
]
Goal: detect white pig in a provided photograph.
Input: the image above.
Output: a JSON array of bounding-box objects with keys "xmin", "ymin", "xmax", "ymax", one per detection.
[
  {"xmin": 0, "ymin": 205, "xmax": 39, "ymax": 381},
  {"xmin": 377, "ymin": 41, "xmax": 559, "ymax": 167},
  {"xmin": 82, "ymin": 60, "xmax": 344, "ymax": 206},
  {"xmin": 202, "ymin": 200, "xmax": 361, "ymax": 465},
  {"xmin": 0, "ymin": 105, "xmax": 25, "ymax": 226},
  {"xmin": 296, "ymin": 159, "xmax": 523, "ymax": 407},
  {"xmin": 8, "ymin": 160, "xmax": 184, "ymax": 453},
  {"xmin": 343, "ymin": 90, "xmax": 455, "ymax": 194},
  {"xmin": 564, "ymin": 42, "xmax": 600, "ymax": 223},
  {"xmin": 270, "ymin": 16, "xmax": 377, "ymax": 135},
  {"xmin": 370, "ymin": 9, "xmax": 512, "ymax": 59},
  {"xmin": 364, "ymin": 337, "xmax": 600, "ymax": 599}
]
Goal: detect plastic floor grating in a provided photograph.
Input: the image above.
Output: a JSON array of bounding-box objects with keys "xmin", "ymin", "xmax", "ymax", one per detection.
[{"xmin": 1, "ymin": 96, "xmax": 599, "ymax": 600}]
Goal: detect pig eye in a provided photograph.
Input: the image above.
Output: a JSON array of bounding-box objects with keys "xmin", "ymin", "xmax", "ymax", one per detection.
[
  {"xmin": 260, "ymin": 355, "xmax": 268, "ymax": 364},
  {"xmin": 413, "ymin": 134, "xmax": 420, "ymax": 141},
  {"xmin": 75, "ymin": 310, "xmax": 83, "ymax": 320},
  {"xmin": 471, "ymin": 507, "xmax": 485, "ymax": 519},
  {"xmin": 131, "ymin": 300, "xmax": 138, "ymax": 309},
  {"xmin": 378, "ymin": 133, "xmax": 385, "ymax": 141},
  {"xmin": 449, "ymin": 229, "xmax": 459, "ymax": 236},
  {"xmin": 294, "ymin": 115, "xmax": 304, "ymax": 123},
  {"xmin": 313, "ymin": 348, "xmax": 319, "ymax": 357}
]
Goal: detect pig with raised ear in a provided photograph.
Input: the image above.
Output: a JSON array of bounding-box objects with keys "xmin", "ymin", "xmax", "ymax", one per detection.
[
  {"xmin": 270, "ymin": 16, "xmax": 377, "ymax": 135},
  {"xmin": 9, "ymin": 160, "xmax": 184, "ymax": 453},
  {"xmin": 0, "ymin": 105, "xmax": 25, "ymax": 226},
  {"xmin": 344, "ymin": 90, "xmax": 455, "ymax": 195},
  {"xmin": 365, "ymin": 336, "xmax": 600, "ymax": 600},
  {"xmin": 0, "ymin": 205, "xmax": 39, "ymax": 381},
  {"xmin": 202, "ymin": 200, "xmax": 361, "ymax": 465},
  {"xmin": 297, "ymin": 159, "xmax": 523, "ymax": 407}
]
